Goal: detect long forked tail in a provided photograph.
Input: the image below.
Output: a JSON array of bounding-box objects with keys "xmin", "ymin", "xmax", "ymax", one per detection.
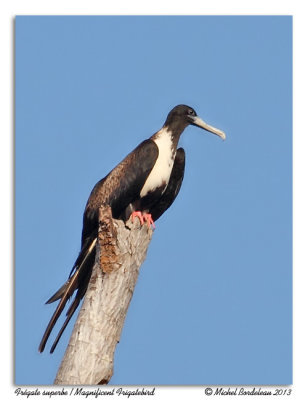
[{"xmin": 38, "ymin": 237, "xmax": 97, "ymax": 353}]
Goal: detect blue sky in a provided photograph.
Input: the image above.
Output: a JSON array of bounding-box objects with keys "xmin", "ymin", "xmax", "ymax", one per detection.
[{"xmin": 15, "ymin": 16, "xmax": 292, "ymax": 385}]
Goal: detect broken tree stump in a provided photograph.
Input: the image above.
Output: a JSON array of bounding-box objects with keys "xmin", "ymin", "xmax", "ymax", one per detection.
[{"xmin": 54, "ymin": 205, "xmax": 153, "ymax": 385}]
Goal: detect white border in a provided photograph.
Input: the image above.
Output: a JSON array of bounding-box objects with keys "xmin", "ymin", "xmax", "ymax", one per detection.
[{"xmin": 3, "ymin": 1, "xmax": 307, "ymax": 399}]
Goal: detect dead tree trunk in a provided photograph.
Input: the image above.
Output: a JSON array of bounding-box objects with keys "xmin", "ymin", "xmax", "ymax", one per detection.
[{"xmin": 54, "ymin": 205, "xmax": 153, "ymax": 385}]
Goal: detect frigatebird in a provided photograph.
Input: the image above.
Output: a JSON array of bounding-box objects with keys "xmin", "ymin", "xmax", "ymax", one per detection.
[{"xmin": 39, "ymin": 104, "xmax": 226, "ymax": 353}]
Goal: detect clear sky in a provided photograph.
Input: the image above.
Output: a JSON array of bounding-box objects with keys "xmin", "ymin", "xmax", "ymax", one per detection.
[{"xmin": 15, "ymin": 16, "xmax": 292, "ymax": 385}]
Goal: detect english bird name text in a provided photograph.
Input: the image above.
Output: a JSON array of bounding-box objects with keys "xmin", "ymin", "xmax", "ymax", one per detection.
[{"xmin": 72, "ymin": 387, "xmax": 155, "ymax": 398}]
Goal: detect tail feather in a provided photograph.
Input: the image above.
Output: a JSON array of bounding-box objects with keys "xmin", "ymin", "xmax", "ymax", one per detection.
[
  {"xmin": 38, "ymin": 237, "xmax": 97, "ymax": 353},
  {"xmin": 45, "ymin": 280, "xmax": 71, "ymax": 304},
  {"xmin": 45, "ymin": 236, "xmax": 97, "ymax": 305},
  {"xmin": 49, "ymin": 296, "xmax": 81, "ymax": 353},
  {"xmin": 49, "ymin": 262, "xmax": 93, "ymax": 354}
]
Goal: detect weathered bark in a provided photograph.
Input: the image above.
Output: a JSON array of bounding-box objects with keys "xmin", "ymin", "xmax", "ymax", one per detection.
[{"xmin": 54, "ymin": 205, "xmax": 153, "ymax": 385}]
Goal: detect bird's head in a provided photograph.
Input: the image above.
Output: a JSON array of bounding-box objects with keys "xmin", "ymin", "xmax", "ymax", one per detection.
[{"xmin": 164, "ymin": 104, "xmax": 226, "ymax": 140}]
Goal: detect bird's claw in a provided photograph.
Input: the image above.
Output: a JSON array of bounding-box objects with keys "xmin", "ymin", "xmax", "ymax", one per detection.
[
  {"xmin": 143, "ymin": 214, "xmax": 155, "ymax": 229},
  {"xmin": 130, "ymin": 211, "xmax": 144, "ymax": 225},
  {"xmin": 130, "ymin": 211, "xmax": 155, "ymax": 229}
]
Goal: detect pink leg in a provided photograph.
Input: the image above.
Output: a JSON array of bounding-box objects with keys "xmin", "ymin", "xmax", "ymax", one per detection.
[
  {"xmin": 130, "ymin": 211, "xmax": 155, "ymax": 229},
  {"xmin": 143, "ymin": 213, "xmax": 156, "ymax": 229},
  {"xmin": 130, "ymin": 211, "xmax": 145, "ymax": 225}
]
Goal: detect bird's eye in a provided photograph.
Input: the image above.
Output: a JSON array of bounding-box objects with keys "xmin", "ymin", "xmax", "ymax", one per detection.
[{"xmin": 188, "ymin": 109, "xmax": 195, "ymax": 116}]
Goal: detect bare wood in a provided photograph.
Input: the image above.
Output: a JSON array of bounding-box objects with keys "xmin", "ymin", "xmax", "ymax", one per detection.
[{"xmin": 54, "ymin": 205, "xmax": 153, "ymax": 385}]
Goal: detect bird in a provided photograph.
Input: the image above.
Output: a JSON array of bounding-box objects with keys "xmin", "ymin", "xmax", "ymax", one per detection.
[{"xmin": 38, "ymin": 104, "xmax": 226, "ymax": 353}]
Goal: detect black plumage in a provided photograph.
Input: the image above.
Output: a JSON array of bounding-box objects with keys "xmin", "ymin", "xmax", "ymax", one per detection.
[{"xmin": 39, "ymin": 104, "xmax": 225, "ymax": 353}]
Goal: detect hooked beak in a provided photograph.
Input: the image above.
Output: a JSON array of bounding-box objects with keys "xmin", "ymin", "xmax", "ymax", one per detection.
[{"xmin": 191, "ymin": 115, "xmax": 226, "ymax": 140}]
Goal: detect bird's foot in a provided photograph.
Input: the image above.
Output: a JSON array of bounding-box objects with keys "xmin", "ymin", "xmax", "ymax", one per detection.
[
  {"xmin": 130, "ymin": 211, "xmax": 155, "ymax": 229},
  {"xmin": 130, "ymin": 211, "xmax": 144, "ymax": 226},
  {"xmin": 143, "ymin": 213, "xmax": 155, "ymax": 229}
]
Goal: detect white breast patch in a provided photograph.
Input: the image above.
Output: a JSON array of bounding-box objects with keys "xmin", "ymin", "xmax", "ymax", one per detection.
[{"xmin": 140, "ymin": 128, "xmax": 175, "ymax": 198}]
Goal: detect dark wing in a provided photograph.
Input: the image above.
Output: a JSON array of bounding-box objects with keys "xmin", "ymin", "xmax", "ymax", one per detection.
[
  {"xmin": 39, "ymin": 139, "xmax": 158, "ymax": 353},
  {"xmin": 81, "ymin": 139, "xmax": 159, "ymax": 242},
  {"xmin": 150, "ymin": 148, "xmax": 185, "ymax": 221}
]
